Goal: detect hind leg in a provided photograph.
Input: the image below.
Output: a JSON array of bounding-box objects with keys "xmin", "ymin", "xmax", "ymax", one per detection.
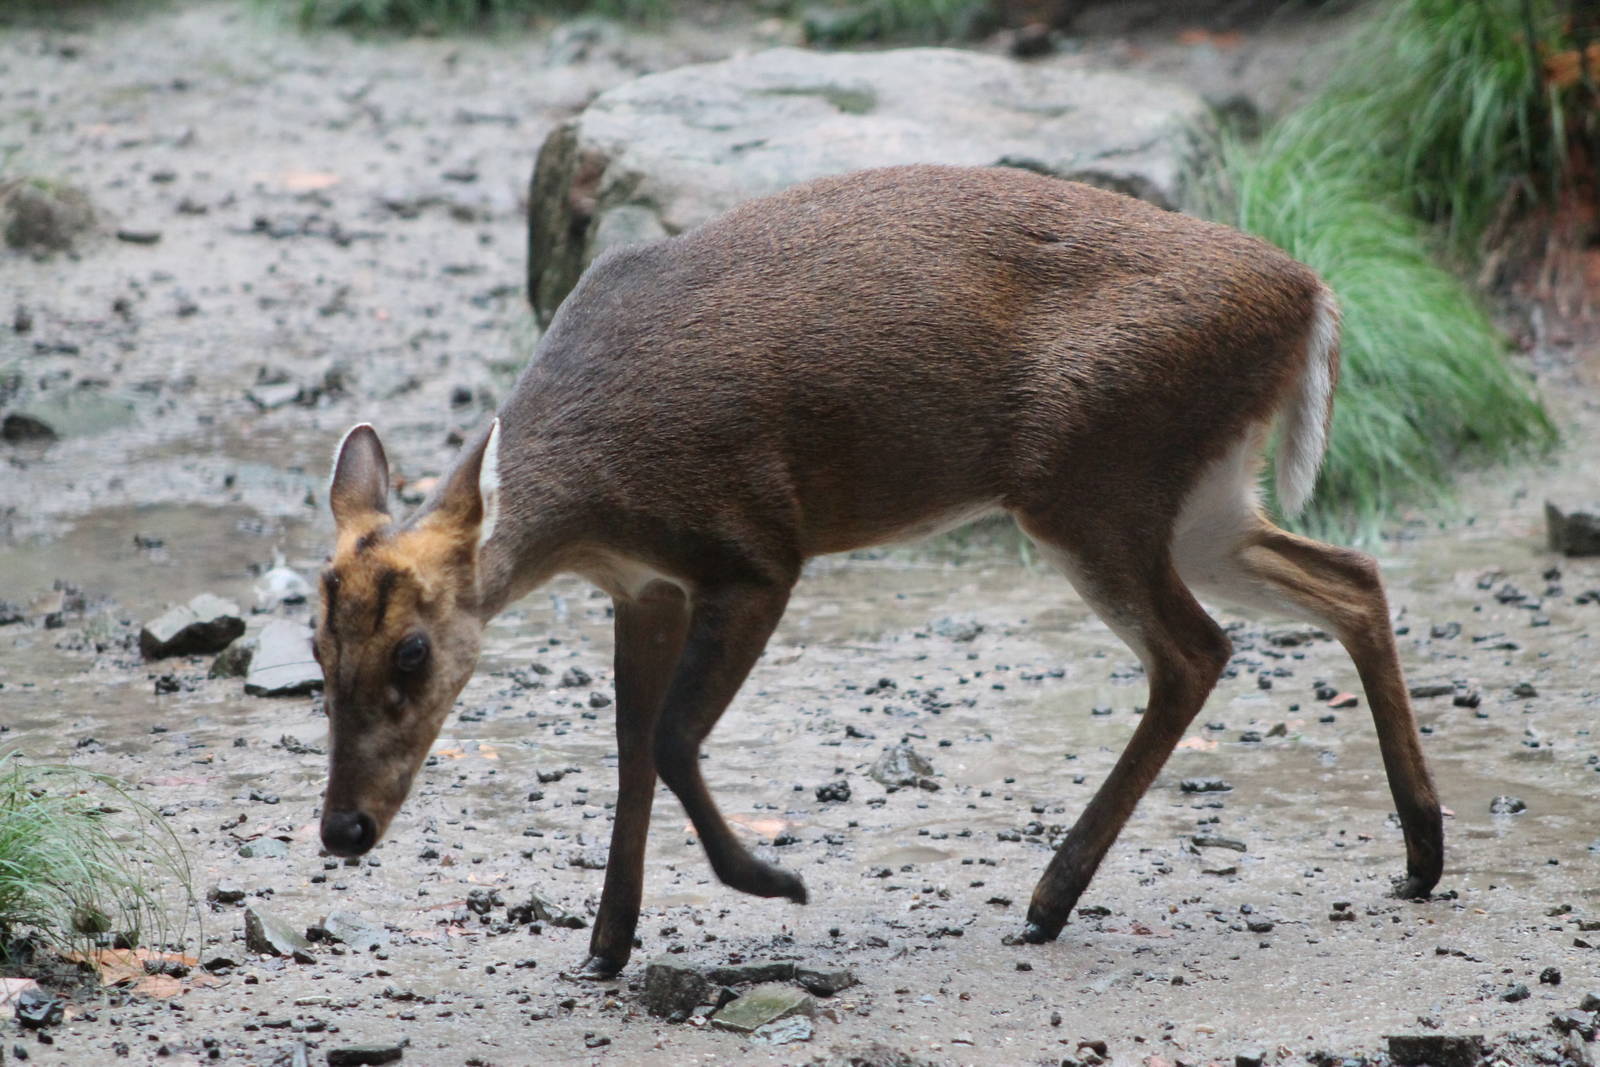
[
  {"xmin": 1018, "ymin": 517, "xmax": 1234, "ymax": 942},
  {"xmin": 1180, "ymin": 516, "xmax": 1444, "ymax": 897}
]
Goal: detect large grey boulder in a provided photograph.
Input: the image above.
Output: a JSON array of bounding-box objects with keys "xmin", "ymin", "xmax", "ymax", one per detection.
[{"xmin": 528, "ymin": 47, "xmax": 1211, "ymax": 324}]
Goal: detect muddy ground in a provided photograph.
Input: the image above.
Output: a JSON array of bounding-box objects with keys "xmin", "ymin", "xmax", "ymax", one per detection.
[{"xmin": 2, "ymin": 2, "xmax": 1599, "ymax": 1065}]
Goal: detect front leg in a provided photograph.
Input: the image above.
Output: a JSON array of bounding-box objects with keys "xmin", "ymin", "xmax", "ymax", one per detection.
[
  {"xmin": 653, "ymin": 580, "xmax": 808, "ymax": 904},
  {"xmin": 581, "ymin": 584, "xmax": 690, "ymax": 979}
]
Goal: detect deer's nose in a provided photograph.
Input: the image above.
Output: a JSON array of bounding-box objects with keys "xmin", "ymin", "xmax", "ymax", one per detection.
[{"xmin": 321, "ymin": 810, "xmax": 376, "ymax": 856}]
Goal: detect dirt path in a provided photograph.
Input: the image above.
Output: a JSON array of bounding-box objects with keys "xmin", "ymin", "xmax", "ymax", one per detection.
[{"xmin": 2, "ymin": 4, "xmax": 1599, "ymax": 1066}]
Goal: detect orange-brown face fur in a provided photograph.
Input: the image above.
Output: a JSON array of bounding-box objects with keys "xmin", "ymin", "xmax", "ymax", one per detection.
[{"xmin": 315, "ymin": 513, "xmax": 485, "ymax": 851}]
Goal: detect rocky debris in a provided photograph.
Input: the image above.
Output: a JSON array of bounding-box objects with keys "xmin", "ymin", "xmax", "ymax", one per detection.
[
  {"xmin": 559, "ymin": 666, "xmax": 592, "ymax": 688},
  {"xmin": 243, "ymin": 906, "xmax": 315, "ymax": 962},
  {"xmin": 704, "ymin": 961, "xmax": 797, "ymax": 986},
  {"xmin": 753, "ymin": 1015, "xmax": 814, "ymax": 1044},
  {"xmin": 796, "ymin": 965, "xmax": 857, "ymax": 996},
  {"xmin": 207, "ymin": 881, "xmax": 247, "ymax": 906},
  {"xmin": 1546, "ymin": 502, "xmax": 1600, "ymax": 556},
  {"xmin": 1503, "ymin": 982, "xmax": 1531, "ymax": 1003},
  {"xmin": 1490, "ymin": 795, "xmax": 1527, "ymax": 815},
  {"xmin": 644, "ymin": 959, "xmax": 711, "ymax": 1019},
  {"xmin": 1191, "ymin": 835, "xmax": 1247, "ymax": 852},
  {"xmin": 1386, "ymin": 1034, "xmax": 1485, "ymax": 1067},
  {"xmin": 209, "ymin": 639, "xmax": 255, "ymax": 679},
  {"xmin": 245, "ymin": 619, "xmax": 323, "ymax": 697},
  {"xmin": 237, "ymin": 837, "xmax": 288, "ymax": 859},
  {"xmin": 13, "ymin": 985, "xmax": 64, "ymax": 1029},
  {"xmin": 2, "ymin": 412, "xmax": 57, "ymax": 444},
  {"xmin": 1409, "ymin": 681, "xmax": 1456, "ymax": 699},
  {"xmin": 815, "ymin": 780, "xmax": 852, "ymax": 803},
  {"xmin": 869, "ymin": 743, "xmax": 937, "ymax": 790},
  {"xmin": 254, "ymin": 565, "xmax": 312, "ymax": 612},
  {"xmin": 0, "ymin": 178, "xmax": 94, "ymax": 251},
  {"xmin": 505, "ymin": 890, "xmax": 586, "ymax": 929},
  {"xmin": 528, "ymin": 47, "xmax": 1210, "ymax": 322},
  {"xmin": 317, "ymin": 911, "xmax": 387, "ymax": 952},
  {"xmin": 1180, "ymin": 777, "xmax": 1233, "ymax": 793},
  {"xmin": 932, "ymin": 616, "xmax": 985, "ymax": 643},
  {"xmin": 326, "ymin": 1047, "xmax": 404, "ymax": 1065},
  {"xmin": 139, "ymin": 594, "xmax": 245, "ymax": 660},
  {"xmin": 711, "ymin": 982, "xmax": 816, "ymax": 1034}
]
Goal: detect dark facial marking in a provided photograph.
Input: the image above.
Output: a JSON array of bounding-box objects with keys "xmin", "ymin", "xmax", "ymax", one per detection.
[
  {"xmin": 355, "ymin": 530, "xmax": 383, "ymax": 555},
  {"xmin": 373, "ymin": 568, "xmax": 400, "ymax": 635}
]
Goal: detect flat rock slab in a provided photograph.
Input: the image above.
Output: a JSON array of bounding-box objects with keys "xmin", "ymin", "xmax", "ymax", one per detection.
[
  {"xmin": 322, "ymin": 910, "xmax": 387, "ymax": 953},
  {"xmin": 244, "ymin": 906, "xmax": 314, "ymax": 962},
  {"xmin": 140, "ymin": 594, "xmax": 245, "ymax": 660},
  {"xmin": 528, "ymin": 47, "xmax": 1210, "ymax": 323},
  {"xmin": 796, "ymin": 964, "xmax": 857, "ymax": 996},
  {"xmin": 711, "ymin": 982, "xmax": 815, "ymax": 1034},
  {"xmin": 870, "ymin": 743, "xmax": 936, "ymax": 789},
  {"xmin": 245, "ymin": 619, "xmax": 323, "ymax": 697}
]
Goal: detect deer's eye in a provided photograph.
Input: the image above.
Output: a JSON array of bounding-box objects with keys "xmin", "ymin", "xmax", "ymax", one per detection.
[{"xmin": 394, "ymin": 633, "xmax": 430, "ymax": 675}]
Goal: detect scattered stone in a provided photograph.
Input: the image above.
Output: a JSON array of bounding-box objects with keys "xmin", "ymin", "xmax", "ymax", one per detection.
[
  {"xmin": 1180, "ymin": 777, "xmax": 1233, "ymax": 794},
  {"xmin": 13, "ymin": 986, "xmax": 63, "ymax": 1029},
  {"xmin": 796, "ymin": 965, "xmax": 856, "ymax": 996},
  {"xmin": 1327, "ymin": 692, "xmax": 1360, "ymax": 709},
  {"xmin": 1408, "ymin": 682, "xmax": 1456, "ymax": 699},
  {"xmin": 139, "ymin": 594, "xmax": 245, "ymax": 659},
  {"xmin": 2, "ymin": 412, "xmax": 57, "ymax": 444},
  {"xmin": 209, "ymin": 640, "xmax": 255, "ymax": 679},
  {"xmin": 1582, "ymin": 992, "xmax": 1600, "ymax": 1012},
  {"xmin": 933, "ymin": 617, "xmax": 985, "ymax": 643},
  {"xmin": 559, "ymin": 666, "xmax": 592, "ymax": 688},
  {"xmin": 114, "ymin": 227, "xmax": 162, "ymax": 244},
  {"xmin": 237, "ymin": 838, "xmax": 288, "ymax": 860},
  {"xmin": 245, "ymin": 619, "xmax": 323, "ymax": 696},
  {"xmin": 1192, "ymin": 835, "xmax": 1247, "ymax": 852},
  {"xmin": 0, "ymin": 178, "xmax": 94, "ymax": 251},
  {"xmin": 321, "ymin": 911, "xmax": 386, "ymax": 952},
  {"xmin": 752, "ymin": 1015, "xmax": 814, "ymax": 1044},
  {"xmin": 710, "ymin": 982, "xmax": 815, "ymax": 1034},
  {"xmin": 1541, "ymin": 967, "xmax": 1562, "ymax": 985},
  {"xmin": 326, "ymin": 1047, "xmax": 404, "ymax": 1066},
  {"xmin": 1552, "ymin": 1011, "xmax": 1597, "ymax": 1039},
  {"xmin": 815, "ymin": 780, "xmax": 851, "ymax": 803},
  {"xmin": 1386, "ymin": 1034, "xmax": 1485, "ymax": 1067},
  {"xmin": 1511, "ymin": 681, "xmax": 1538, "ymax": 698},
  {"xmin": 1503, "ymin": 982, "xmax": 1531, "ymax": 1002},
  {"xmin": 1490, "ymin": 795, "xmax": 1527, "ymax": 815},
  {"xmin": 1546, "ymin": 502, "xmax": 1600, "ymax": 556},
  {"xmin": 243, "ymin": 907, "xmax": 315, "ymax": 962},
  {"xmin": 869, "ymin": 743, "xmax": 936, "ymax": 789},
  {"xmin": 643, "ymin": 959, "xmax": 711, "ymax": 1019},
  {"xmin": 254, "ymin": 565, "xmax": 312, "ymax": 612},
  {"xmin": 505, "ymin": 890, "xmax": 586, "ymax": 929},
  {"xmin": 207, "ymin": 881, "xmax": 247, "ymax": 906},
  {"xmin": 1236, "ymin": 1051, "xmax": 1266, "ymax": 1067}
]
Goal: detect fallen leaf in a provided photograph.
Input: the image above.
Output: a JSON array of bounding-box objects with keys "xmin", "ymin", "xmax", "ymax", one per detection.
[{"xmin": 1176, "ymin": 736, "xmax": 1217, "ymax": 752}]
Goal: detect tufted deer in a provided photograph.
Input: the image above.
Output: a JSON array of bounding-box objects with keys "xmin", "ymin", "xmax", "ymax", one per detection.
[{"xmin": 313, "ymin": 164, "xmax": 1442, "ymax": 977}]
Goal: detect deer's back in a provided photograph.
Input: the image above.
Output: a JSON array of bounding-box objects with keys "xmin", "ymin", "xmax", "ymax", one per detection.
[{"xmin": 509, "ymin": 165, "xmax": 1321, "ymax": 560}]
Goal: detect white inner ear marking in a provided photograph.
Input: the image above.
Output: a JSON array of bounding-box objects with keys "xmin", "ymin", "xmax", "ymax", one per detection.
[
  {"xmin": 476, "ymin": 418, "xmax": 501, "ymax": 552},
  {"xmin": 328, "ymin": 422, "xmax": 376, "ymax": 498}
]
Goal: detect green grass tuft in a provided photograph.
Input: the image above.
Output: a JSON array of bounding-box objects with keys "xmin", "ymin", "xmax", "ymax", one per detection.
[
  {"xmin": 1190, "ymin": 0, "xmax": 1567, "ymax": 532},
  {"xmin": 0, "ymin": 754, "xmax": 194, "ymax": 965},
  {"xmin": 798, "ymin": 0, "xmax": 988, "ymax": 45}
]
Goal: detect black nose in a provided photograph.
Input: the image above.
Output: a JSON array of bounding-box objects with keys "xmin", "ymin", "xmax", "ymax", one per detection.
[{"xmin": 321, "ymin": 810, "xmax": 376, "ymax": 856}]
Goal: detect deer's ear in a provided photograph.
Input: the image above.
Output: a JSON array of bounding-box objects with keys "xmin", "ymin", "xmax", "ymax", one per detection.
[
  {"xmin": 329, "ymin": 423, "xmax": 391, "ymax": 529},
  {"xmin": 426, "ymin": 419, "xmax": 501, "ymax": 553}
]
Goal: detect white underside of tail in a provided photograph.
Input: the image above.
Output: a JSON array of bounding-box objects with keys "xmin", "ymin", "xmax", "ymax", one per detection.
[{"xmin": 1274, "ymin": 285, "xmax": 1340, "ymax": 517}]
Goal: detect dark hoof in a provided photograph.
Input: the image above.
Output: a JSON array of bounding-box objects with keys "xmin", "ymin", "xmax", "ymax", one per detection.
[
  {"xmin": 781, "ymin": 869, "xmax": 808, "ymax": 905},
  {"xmin": 726, "ymin": 858, "xmax": 808, "ymax": 903},
  {"xmin": 1392, "ymin": 872, "xmax": 1437, "ymax": 900},
  {"xmin": 1020, "ymin": 920, "xmax": 1058, "ymax": 944},
  {"xmin": 576, "ymin": 954, "xmax": 625, "ymax": 980}
]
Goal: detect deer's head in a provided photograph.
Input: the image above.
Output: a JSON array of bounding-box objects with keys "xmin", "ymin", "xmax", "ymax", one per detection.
[{"xmin": 314, "ymin": 421, "xmax": 500, "ymax": 857}]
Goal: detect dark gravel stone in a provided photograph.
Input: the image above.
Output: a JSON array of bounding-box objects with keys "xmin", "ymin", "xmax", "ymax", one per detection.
[
  {"xmin": 796, "ymin": 964, "xmax": 856, "ymax": 996},
  {"xmin": 643, "ymin": 959, "xmax": 710, "ymax": 1019},
  {"xmin": 1540, "ymin": 966, "xmax": 1562, "ymax": 985},
  {"xmin": 559, "ymin": 666, "xmax": 592, "ymax": 687},
  {"xmin": 1180, "ymin": 777, "xmax": 1233, "ymax": 793},
  {"xmin": 326, "ymin": 1046, "xmax": 404, "ymax": 1065},
  {"xmin": 1546, "ymin": 501, "xmax": 1600, "ymax": 556},
  {"xmin": 207, "ymin": 881, "xmax": 247, "ymax": 905},
  {"xmin": 1408, "ymin": 682, "xmax": 1455, "ymax": 699},
  {"xmin": 244, "ymin": 906, "xmax": 314, "ymax": 962},
  {"xmin": 703, "ymin": 961, "xmax": 796, "ymax": 986},
  {"xmin": 869, "ymin": 743, "xmax": 935, "ymax": 789},
  {"xmin": 1502, "ymin": 982, "xmax": 1530, "ymax": 1002},
  {"xmin": 14, "ymin": 987, "xmax": 64, "ymax": 1029},
  {"xmin": 2, "ymin": 412, "xmax": 57, "ymax": 443},
  {"xmin": 1386, "ymin": 1034, "xmax": 1485, "ymax": 1067},
  {"xmin": 815, "ymin": 780, "xmax": 851, "ymax": 803},
  {"xmin": 1489, "ymin": 795, "xmax": 1527, "ymax": 815},
  {"xmin": 245, "ymin": 619, "xmax": 323, "ymax": 697}
]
